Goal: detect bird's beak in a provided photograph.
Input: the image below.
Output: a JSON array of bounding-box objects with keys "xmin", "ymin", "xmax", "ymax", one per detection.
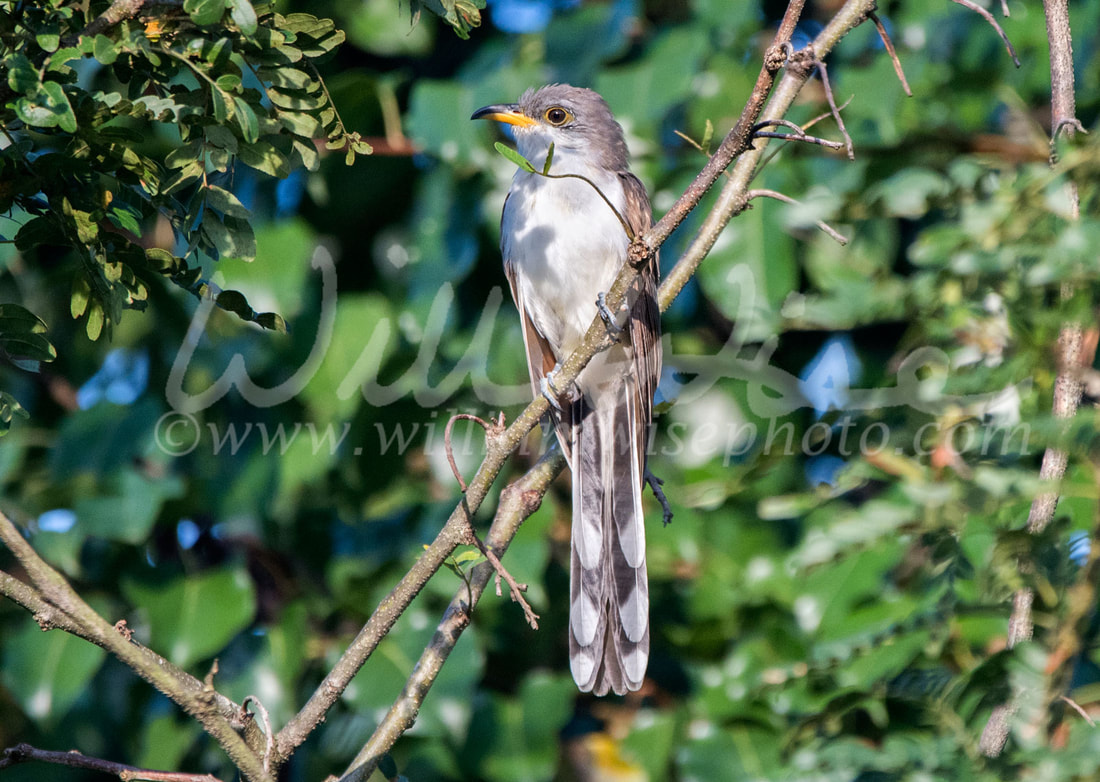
[{"xmin": 470, "ymin": 103, "xmax": 539, "ymax": 128}]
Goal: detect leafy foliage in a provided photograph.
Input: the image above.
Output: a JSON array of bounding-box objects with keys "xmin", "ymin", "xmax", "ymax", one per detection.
[{"xmin": 0, "ymin": 0, "xmax": 363, "ymax": 352}]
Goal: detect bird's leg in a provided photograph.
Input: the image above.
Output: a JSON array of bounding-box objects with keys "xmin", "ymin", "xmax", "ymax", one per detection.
[
  {"xmin": 596, "ymin": 292, "xmax": 624, "ymax": 340},
  {"xmin": 540, "ymin": 364, "xmax": 565, "ymax": 413}
]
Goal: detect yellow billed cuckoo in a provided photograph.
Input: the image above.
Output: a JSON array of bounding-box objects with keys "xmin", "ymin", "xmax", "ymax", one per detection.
[{"xmin": 473, "ymin": 85, "xmax": 661, "ymax": 695}]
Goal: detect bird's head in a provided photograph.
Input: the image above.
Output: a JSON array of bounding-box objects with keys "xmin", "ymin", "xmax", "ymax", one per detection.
[{"xmin": 471, "ymin": 84, "xmax": 629, "ymax": 172}]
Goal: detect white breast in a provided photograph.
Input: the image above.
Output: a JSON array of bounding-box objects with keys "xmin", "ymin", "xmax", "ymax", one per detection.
[{"xmin": 502, "ymin": 155, "xmax": 630, "ymax": 361}]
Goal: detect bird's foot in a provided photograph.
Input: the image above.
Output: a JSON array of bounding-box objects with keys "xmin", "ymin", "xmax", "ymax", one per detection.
[
  {"xmin": 596, "ymin": 292, "xmax": 624, "ymax": 340},
  {"xmin": 540, "ymin": 365, "xmax": 565, "ymax": 413}
]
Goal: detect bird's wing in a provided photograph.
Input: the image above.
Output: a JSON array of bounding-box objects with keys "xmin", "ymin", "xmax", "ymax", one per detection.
[{"xmin": 620, "ymin": 172, "xmax": 662, "ymax": 473}]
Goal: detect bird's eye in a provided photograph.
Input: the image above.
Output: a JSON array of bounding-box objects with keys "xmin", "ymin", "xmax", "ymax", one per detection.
[{"xmin": 544, "ymin": 107, "xmax": 572, "ymax": 126}]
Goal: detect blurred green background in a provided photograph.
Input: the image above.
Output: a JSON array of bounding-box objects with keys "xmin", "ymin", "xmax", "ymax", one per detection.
[{"xmin": 2, "ymin": 0, "xmax": 1100, "ymax": 780}]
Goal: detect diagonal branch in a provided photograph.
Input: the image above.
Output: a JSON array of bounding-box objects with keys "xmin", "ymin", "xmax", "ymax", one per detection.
[
  {"xmin": 337, "ymin": 450, "xmax": 563, "ymax": 782},
  {"xmin": 0, "ymin": 512, "xmax": 272, "ymax": 782}
]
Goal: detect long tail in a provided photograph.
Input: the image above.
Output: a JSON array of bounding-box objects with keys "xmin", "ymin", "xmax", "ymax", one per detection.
[{"xmin": 567, "ymin": 382, "xmax": 649, "ymax": 696}]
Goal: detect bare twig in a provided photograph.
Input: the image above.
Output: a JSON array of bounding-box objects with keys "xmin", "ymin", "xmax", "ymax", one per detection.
[
  {"xmin": 644, "ymin": 468, "xmax": 674, "ymax": 527},
  {"xmin": 240, "ymin": 697, "xmax": 274, "ymax": 776},
  {"xmin": 803, "ymin": 96, "xmax": 854, "ymax": 133},
  {"xmin": 464, "ymin": 524, "xmax": 540, "ymax": 629},
  {"xmin": 950, "ymin": 0, "xmax": 1021, "ymax": 68},
  {"xmin": 1060, "ymin": 695, "xmax": 1097, "ymax": 727},
  {"xmin": 0, "ymin": 743, "xmax": 222, "ymax": 782},
  {"xmin": 645, "ymin": 0, "xmax": 808, "ymax": 252},
  {"xmin": 813, "ymin": 60, "xmax": 855, "ymax": 160},
  {"xmin": 444, "ymin": 413, "xmax": 502, "ymax": 492},
  {"xmin": 752, "ymin": 128, "xmax": 846, "ymax": 150},
  {"xmin": 746, "ymin": 188, "xmax": 849, "ymax": 245},
  {"xmin": 868, "ymin": 11, "xmax": 912, "ymax": 96}
]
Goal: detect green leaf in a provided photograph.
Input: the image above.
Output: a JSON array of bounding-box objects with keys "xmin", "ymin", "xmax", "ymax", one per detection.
[
  {"xmin": 542, "ymin": 141, "xmax": 555, "ymax": 174},
  {"xmin": 161, "ymin": 160, "xmax": 204, "ymax": 195},
  {"xmin": 214, "ymin": 289, "xmax": 256, "ymax": 319},
  {"xmin": 1, "ymin": 623, "xmax": 107, "ymax": 720},
  {"xmin": 238, "ymin": 140, "xmax": 291, "ymax": 178},
  {"xmin": 0, "ymin": 391, "xmax": 29, "ymax": 435},
  {"xmin": 204, "ymin": 125, "xmax": 239, "ymax": 152},
  {"xmin": 15, "ymin": 82, "xmax": 78, "ymax": 132},
  {"xmin": 279, "ymin": 13, "xmax": 338, "ymax": 38},
  {"xmin": 278, "ymin": 110, "xmax": 323, "ymax": 138},
  {"xmin": 108, "ymin": 203, "xmax": 143, "ymax": 235},
  {"xmin": 267, "ymin": 88, "xmax": 327, "ymax": 111},
  {"xmin": 205, "ymin": 184, "xmax": 252, "ymax": 218},
  {"xmin": 165, "ymin": 139, "xmax": 203, "ymax": 170},
  {"xmin": 230, "ymin": 0, "xmax": 259, "ymax": 34},
  {"xmin": 123, "ymin": 568, "xmax": 256, "ymax": 668},
  {"xmin": 14, "ymin": 216, "xmax": 58, "ymax": 252},
  {"xmin": 85, "ymin": 301, "xmax": 106, "ymax": 340},
  {"xmin": 61, "ymin": 198, "xmax": 98, "ymax": 244},
  {"xmin": 211, "ymin": 85, "xmax": 233, "ymax": 123},
  {"xmin": 71, "ymin": 275, "xmax": 92, "ymax": 319},
  {"xmin": 183, "ymin": 0, "xmax": 227, "ymax": 26},
  {"xmin": 256, "ymin": 66, "xmax": 318, "ymax": 91},
  {"xmin": 92, "ymin": 34, "xmax": 118, "ymax": 65},
  {"xmin": 290, "ymin": 137, "xmax": 319, "ymax": 171},
  {"xmin": 6, "ymin": 53, "xmax": 39, "ymax": 93},
  {"xmin": 144, "ymin": 248, "xmax": 180, "ymax": 273},
  {"xmin": 36, "ymin": 23, "xmax": 61, "ymax": 53},
  {"xmin": 494, "ymin": 141, "xmax": 536, "ymax": 173},
  {"xmin": 233, "ymin": 96, "xmax": 259, "ymax": 143},
  {"xmin": 203, "ymin": 214, "xmax": 256, "ymax": 261},
  {"xmin": 76, "ymin": 469, "xmax": 185, "ymax": 544}
]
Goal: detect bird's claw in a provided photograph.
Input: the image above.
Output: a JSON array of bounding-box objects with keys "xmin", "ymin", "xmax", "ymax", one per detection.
[
  {"xmin": 596, "ymin": 292, "xmax": 623, "ymax": 339},
  {"xmin": 540, "ymin": 369, "xmax": 564, "ymax": 413}
]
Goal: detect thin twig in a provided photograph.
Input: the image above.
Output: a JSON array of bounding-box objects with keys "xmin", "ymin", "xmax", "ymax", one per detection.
[
  {"xmin": 644, "ymin": 468, "xmax": 674, "ymax": 527},
  {"xmin": 814, "ymin": 60, "xmax": 855, "ymax": 160},
  {"xmin": 1060, "ymin": 695, "xmax": 1097, "ymax": 727},
  {"xmin": 752, "ymin": 128, "xmax": 846, "ymax": 150},
  {"xmin": 468, "ymin": 531, "xmax": 539, "ymax": 629},
  {"xmin": 240, "ymin": 697, "xmax": 274, "ymax": 776},
  {"xmin": 0, "ymin": 743, "xmax": 222, "ymax": 782},
  {"xmin": 746, "ymin": 189, "xmax": 849, "ymax": 244},
  {"xmin": 443, "ymin": 413, "xmax": 500, "ymax": 493},
  {"xmin": 950, "ymin": 0, "xmax": 1021, "ymax": 68},
  {"xmin": 868, "ymin": 11, "xmax": 912, "ymax": 96}
]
